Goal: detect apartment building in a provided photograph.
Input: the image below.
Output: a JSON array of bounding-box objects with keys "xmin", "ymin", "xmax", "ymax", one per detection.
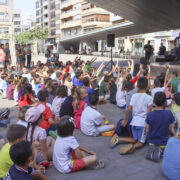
[
  {"xmin": 35, "ymin": 0, "xmax": 57, "ymax": 46},
  {"xmin": 81, "ymin": 2, "xmax": 111, "ymax": 32},
  {"xmin": 13, "ymin": 9, "xmax": 21, "ymax": 35},
  {"xmin": 0, "ymin": 0, "xmax": 15, "ymax": 54},
  {"xmin": 60, "ymin": 0, "xmax": 84, "ymax": 39}
]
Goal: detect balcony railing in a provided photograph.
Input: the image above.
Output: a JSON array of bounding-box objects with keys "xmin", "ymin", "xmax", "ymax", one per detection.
[
  {"xmin": 61, "ymin": 19, "xmax": 81, "ymax": 29},
  {"xmin": 60, "ymin": 9, "xmax": 81, "ymax": 19}
]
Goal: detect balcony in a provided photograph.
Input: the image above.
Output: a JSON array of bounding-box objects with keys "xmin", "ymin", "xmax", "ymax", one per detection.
[
  {"xmin": 61, "ymin": 19, "xmax": 81, "ymax": 29},
  {"xmin": 82, "ymin": 21, "xmax": 111, "ymax": 29},
  {"xmin": 60, "ymin": 9, "xmax": 81, "ymax": 20},
  {"xmin": 43, "ymin": 9, "xmax": 48, "ymax": 15},
  {"xmin": 43, "ymin": 0, "xmax": 48, "ymax": 7},
  {"xmin": 61, "ymin": 0, "xmax": 82, "ymax": 10},
  {"xmin": 44, "ymin": 16, "xmax": 49, "ymax": 22},
  {"xmin": 82, "ymin": 7, "xmax": 109, "ymax": 17}
]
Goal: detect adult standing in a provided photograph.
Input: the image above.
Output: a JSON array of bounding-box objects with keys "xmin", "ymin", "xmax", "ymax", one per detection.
[
  {"xmin": 16, "ymin": 45, "xmax": 23, "ymax": 72},
  {"xmin": 45, "ymin": 46, "xmax": 52, "ymax": 62},
  {"xmin": 159, "ymin": 43, "xmax": 166, "ymax": 56},
  {"xmin": 0, "ymin": 44, "xmax": 6, "ymax": 68},
  {"xmin": 26, "ymin": 44, "xmax": 32, "ymax": 68},
  {"xmin": 21, "ymin": 45, "xmax": 26, "ymax": 68},
  {"xmin": 4, "ymin": 43, "xmax": 11, "ymax": 67},
  {"xmin": 144, "ymin": 41, "xmax": 153, "ymax": 64},
  {"xmin": 174, "ymin": 33, "xmax": 180, "ymax": 61}
]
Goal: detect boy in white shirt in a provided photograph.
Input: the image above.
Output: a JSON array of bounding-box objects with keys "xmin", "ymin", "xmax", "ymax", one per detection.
[
  {"xmin": 22, "ymin": 67, "xmax": 32, "ymax": 83},
  {"xmin": 120, "ymin": 77, "xmax": 153, "ymax": 154},
  {"xmin": 53, "ymin": 115, "xmax": 104, "ymax": 174},
  {"xmin": 81, "ymin": 93, "xmax": 115, "ymax": 136}
]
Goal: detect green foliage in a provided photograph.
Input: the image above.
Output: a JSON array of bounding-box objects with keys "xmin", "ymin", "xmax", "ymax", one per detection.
[{"xmin": 15, "ymin": 27, "xmax": 49, "ymax": 45}]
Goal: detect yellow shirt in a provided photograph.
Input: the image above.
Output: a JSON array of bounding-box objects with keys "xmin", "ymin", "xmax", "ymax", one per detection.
[
  {"xmin": 171, "ymin": 104, "xmax": 180, "ymax": 116},
  {"xmin": 0, "ymin": 143, "xmax": 13, "ymax": 178}
]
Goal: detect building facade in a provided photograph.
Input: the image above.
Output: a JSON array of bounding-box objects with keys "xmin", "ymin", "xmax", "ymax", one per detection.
[
  {"xmin": 0, "ymin": 0, "xmax": 15, "ymax": 54},
  {"xmin": 13, "ymin": 9, "xmax": 21, "ymax": 35},
  {"xmin": 35, "ymin": 0, "xmax": 57, "ymax": 49}
]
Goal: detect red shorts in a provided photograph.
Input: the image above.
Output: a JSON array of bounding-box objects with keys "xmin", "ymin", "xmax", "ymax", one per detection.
[{"xmin": 70, "ymin": 150, "xmax": 86, "ymax": 172}]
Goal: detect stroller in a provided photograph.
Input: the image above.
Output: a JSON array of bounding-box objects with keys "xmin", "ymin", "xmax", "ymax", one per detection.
[{"xmin": 0, "ymin": 109, "xmax": 10, "ymax": 128}]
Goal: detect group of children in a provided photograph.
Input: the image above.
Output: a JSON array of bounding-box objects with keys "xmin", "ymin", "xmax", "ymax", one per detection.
[{"xmin": 0, "ymin": 56, "xmax": 180, "ymax": 179}]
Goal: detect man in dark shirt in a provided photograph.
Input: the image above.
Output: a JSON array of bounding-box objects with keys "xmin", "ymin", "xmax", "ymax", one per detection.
[
  {"xmin": 144, "ymin": 41, "xmax": 153, "ymax": 63},
  {"xmin": 174, "ymin": 33, "xmax": 180, "ymax": 60},
  {"xmin": 159, "ymin": 43, "xmax": 166, "ymax": 56}
]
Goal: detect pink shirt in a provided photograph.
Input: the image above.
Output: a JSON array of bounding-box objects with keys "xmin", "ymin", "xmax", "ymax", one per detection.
[
  {"xmin": 0, "ymin": 49, "xmax": 5, "ymax": 62},
  {"xmin": 72, "ymin": 100, "xmax": 87, "ymax": 129}
]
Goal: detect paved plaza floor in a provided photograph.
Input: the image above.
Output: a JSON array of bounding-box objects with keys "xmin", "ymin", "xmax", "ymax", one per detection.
[
  {"xmin": 0, "ymin": 97, "xmax": 167, "ymax": 180},
  {"xmin": 0, "ymin": 54, "xmax": 174, "ymax": 180}
]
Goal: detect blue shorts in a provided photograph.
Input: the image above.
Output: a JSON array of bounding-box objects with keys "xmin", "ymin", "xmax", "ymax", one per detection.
[{"xmin": 131, "ymin": 126, "xmax": 146, "ymax": 143}]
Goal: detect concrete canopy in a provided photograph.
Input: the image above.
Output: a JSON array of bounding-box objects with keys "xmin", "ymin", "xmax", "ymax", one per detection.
[
  {"xmin": 87, "ymin": 0, "xmax": 180, "ymax": 33},
  {"xmin": 60, "ymin": 0, "xmax": 180, "ymax": 46}
]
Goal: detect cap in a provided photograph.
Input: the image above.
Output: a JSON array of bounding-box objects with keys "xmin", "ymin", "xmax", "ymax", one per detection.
[{"xmin": 25, "ymin": 104, "xmax": 45, "ymax": 123}]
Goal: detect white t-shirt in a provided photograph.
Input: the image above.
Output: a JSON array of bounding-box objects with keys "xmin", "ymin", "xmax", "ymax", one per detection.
[
  {"xmin": 116, "ymin": 80, "xmax": 126, "ymax": 107},
  {"xmin": 22, "ymin": 73, "xmax": 32, "ymax": 82},
  {"xmin": 53, "ymin": 136, "xmax": 79, "ymax": 174},
  {"xmin": 17, "ymin": 120, "xmax": 28, "ymax": 127},
  {"xmin": 52, "ymin": 97, "xmax": 66, "ymax": 118},
  {"xmin": 81, "ymin": 106, "xmax": 102, "ymax": 136},
  {"xmin": 151, "ymin": 87, "xmax": 166, "ymax": 98},
  {"xmin": 130, "ymin": 93, "xmax": 153, "ymax": 127}
]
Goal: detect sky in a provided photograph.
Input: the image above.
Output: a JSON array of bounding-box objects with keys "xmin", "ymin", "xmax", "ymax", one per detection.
[{"xmin": 14, "ymin": 0, "xmax": 35, "ymax": 18}]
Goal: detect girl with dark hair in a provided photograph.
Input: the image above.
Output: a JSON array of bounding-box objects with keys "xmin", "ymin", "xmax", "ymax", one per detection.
[
  {"xmin": 25, "ymin": 106, "xmax": 55, "ymax": 168},
  {"xmin": 18, "ymin": 84, "xmax": 36, "ymax": 109},
  {"xmin": 52, "ymin": 85, "xmax": 68, "ymax": 119}
]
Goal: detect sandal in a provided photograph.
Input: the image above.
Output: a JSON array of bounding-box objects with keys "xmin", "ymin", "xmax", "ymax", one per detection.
[
  {"xmin": 109, "ymin": 134, "xmax": 120, "ymax": 149},
  {"xmin": 120, "ymin": 144, "xmax": 134, "ymax": 155},
  {"xmin": 90, "ymin": 160, "xmax": 105, "ymax": 170}
]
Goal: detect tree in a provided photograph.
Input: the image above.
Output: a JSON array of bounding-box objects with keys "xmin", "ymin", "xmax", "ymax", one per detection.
[{"xmin": 15, "ymin": 27, "xmax": 49, "ymax": 45}]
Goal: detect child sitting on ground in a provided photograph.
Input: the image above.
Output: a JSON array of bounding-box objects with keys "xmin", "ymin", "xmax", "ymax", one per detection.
[
  {"xmin": 120, "ymin": 77, "xmax": 153, "ymax": 155},
  {"xmin": 17, "ymin": 106, "xmax": 31, "ymax": 127},
  {"xmin": 82, "ymin": 76, "xmax": 94, "ymax": 105},
  {"xmin": 52, "ymin": 85, "xmax": 68, "ymax": 119},
  {"xmin": 5, "ymin": 141, "xmax": 49, "ymax": 180},
  {"xmin": 72, "ymin": 87, "xmax": 88, "ymax": 129},
  {"xmin": 162, "ymin": 131, "xmax": 180, "ymax": 180},
  {"xmin": 53, "ymin": 115, "xmax": 104, "ymax": 174},
  {"xmin": 81, "ymin": 93, "xmax": 115, "ymax": 136},
  {"xmin": 25, "ymin": 106, "xmax": 55, "ymax": 168},
  {"xmin": 99, "ymin": 75, "xmax": 110, "ymax": 103},
  {"xmin": 6, "ymin": 78, "xmax": 15, "ymax": 100},
  {"xmin": 18, "ymin": 84, "xmax": 37, "ymax": 109},
  {"xmin": 145, "ymin": 92, "xmax": 175, "ymax": 162},
  {"xmin": 36, "ymin": 89, "xmax": 57, "ymax": 134},
  {"xmin": 0, "ymin": 124, "xmax": 27, "ymax": 179}
]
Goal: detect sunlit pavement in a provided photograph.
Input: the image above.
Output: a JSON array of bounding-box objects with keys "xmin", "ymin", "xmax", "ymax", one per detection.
[{"xmin": 0, "ymin": 54, "xmax": 171, "ymax": 180}]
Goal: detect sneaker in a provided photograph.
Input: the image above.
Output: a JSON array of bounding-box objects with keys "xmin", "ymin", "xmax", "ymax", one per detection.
[
  {"xmin": 90, "ymin": 161, "xmax": 105, "ymax": 170},
  {"xmin": 109, "ymin": 134, "xmax": 120, "ymax": 149},
  {"xmin": 120, "ymin": 144, "xmax": 134, "ymax": 155}
]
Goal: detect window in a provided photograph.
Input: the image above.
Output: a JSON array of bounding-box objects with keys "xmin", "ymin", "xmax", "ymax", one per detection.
[
  {"xmin": 0, "ymin": 27, "xmax": 9, "ymax": 34},
  {"xmin": 14, "ymin": 14, "xmax": 20, "ymax": 18},
  {"xmin": 74, "ymin": 3, "xmax": 81, "ymax": 10},
  {"xmin": 51, "ymin": 21, "xmax": 56, "ymax": 27},
  {"xmin": 0, "ymin": 12, "xmax": 8, "ymax": 21},
  {"xmin": 0, "ymin": 0, "xmax": 8, "ymax": 5},
  {"xmin": 50, "ymin": 3, "xmax": 55, "ymax": 10},
  {"xmin": 14, "ymin": 21, "xmax": 20, "ymax": 25},
  {"xmin": 51, "ymin": 29, "xmax": 56, "ymax": 36},
  {"xmin": 36, "ymin": 10, "xmax": 40, "ymax": 16},
  {"xmin": 50, "ymin": 11, "xmax": 55, "ymax": 19},
  {"xmin": 74, "ymin": 15, "xmax": 81, "ymax": 21},
  {"xmin": 36, "ymin": 1, "xmax": 39, "ymax": 9}
]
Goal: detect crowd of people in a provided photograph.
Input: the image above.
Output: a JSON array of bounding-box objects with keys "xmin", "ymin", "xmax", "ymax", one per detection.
[{"xmin": 0, "ymin": 53, "xmax": 180, "ymax": 180}]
